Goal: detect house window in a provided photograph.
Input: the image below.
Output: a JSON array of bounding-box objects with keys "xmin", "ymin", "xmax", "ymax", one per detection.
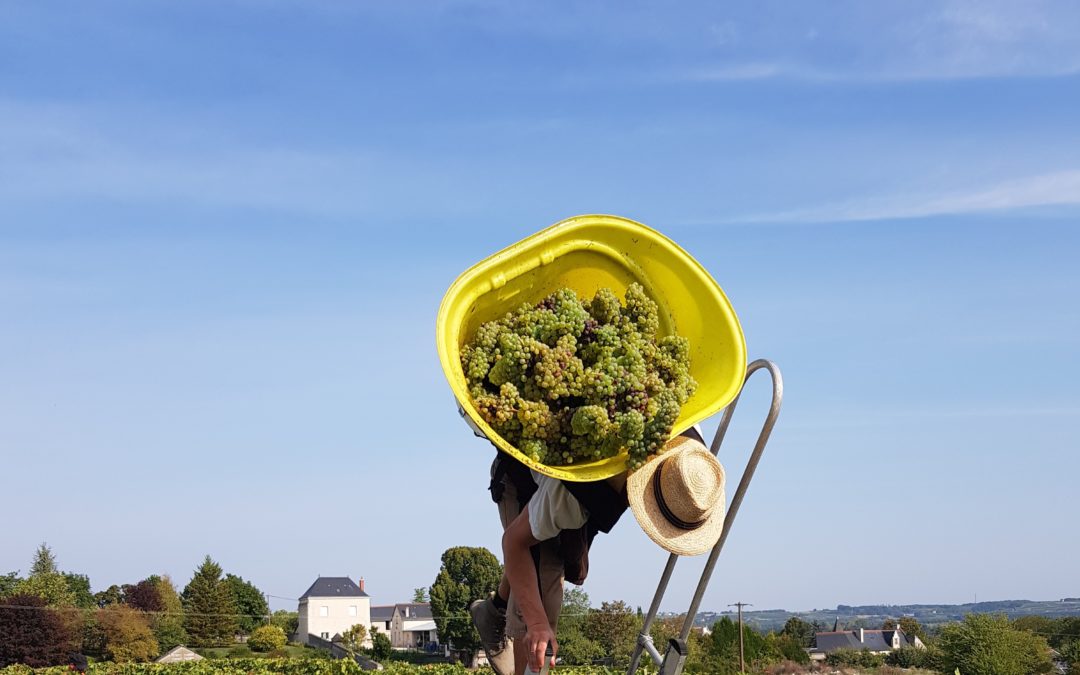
[
  {"xmin": 348, "ymin": 606, "xmax": 357, "ymax": 617},
  {"xmin": 320, "ymin": 606, "xmax": 329, "ymax": 617}
]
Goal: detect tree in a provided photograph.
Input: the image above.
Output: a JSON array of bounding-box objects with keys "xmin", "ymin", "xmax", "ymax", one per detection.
[
  {"xmin": 429, "ymin": 546, "xmax": 502, "ymax": 656},
  {"xmin": 97, "ymin": 605, "xmax": 159, "ymax": 662},
  {"xmin": 368, "ymin": 626, "xmax": 393, "ymax": 661},
  {"xmin": 63, "ymin": 574, "xmax": 96, "ymax": 610},
  {"xmin": 584, "ymin": 600, "xmax": 641, "ymax": 667},
  {"xmin": 248, "ymin": 625, "xmax": 287, "ymax": 652},
  {"xmin": 413, "ymin": 587, "xmax": 429, "ymax": 603},
  {"xmin": 0, "ymin": 572, "xmax": 22, "ymax": 598},
  {"xmin": 223, "ymin": 574, "xmax": 268, "ymax": 634},
  {"xmin": 1060, "ymin": 639, "xmax": 1080, "ymax": 675},
  {"xmin": 151, "ymin": 576, "xmax": 187, "ymax": 652},
  {"xmin": 763, "ymin": 632, "xmax": 810, "ymax": 665},
  {"xmin": 125, "ymin": 577, "xmax": 164, "ymax": 613},
  {"xmin": 880, "ymin": 615, "xmax": 927, "ymax": 642},
  {"xmin": 557, "ymin": 587, "xmax": 603, "ymax": 665},
  {"xmin": 271, "ymin": 610, "xmax": 299, "ymax": 638},
  {"xmin": 15, "ymin": 544, "xmax": 76, "ymax": 607},
  {"xmin": 0, "ymin": 593, "xmax": 76, "ymax": 667},
  {"xmin": 704, "ymin": 617, "xmax": 770, "ymax": 673},
  {"xmin": 938, "ymin": 613, "xmax": 1054, "ymax": 675},
  {"xmin": 780, "ymin": 616, "xmax": 815, "ymax": 648},
  {"xmin": 339, "ymin": 624, "xmax": 368, "ymax": 651},
  {"xmin": 94, "ymin": 585, "xmax": 125, "ymax": 608},
  {"xmin": 181, "ymin": 556, "xmax": 238, "ymax": 645}
]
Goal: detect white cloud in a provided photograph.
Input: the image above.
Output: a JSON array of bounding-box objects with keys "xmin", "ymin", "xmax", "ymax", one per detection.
[{"xmin": 729, "ymin": 170, "xmax": 1080, "ymax": 224}]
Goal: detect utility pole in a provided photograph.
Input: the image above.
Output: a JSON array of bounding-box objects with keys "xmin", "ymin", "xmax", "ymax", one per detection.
[{"xmin": 728, "ymin": 602, "xmax": 753, "ymax": 674}]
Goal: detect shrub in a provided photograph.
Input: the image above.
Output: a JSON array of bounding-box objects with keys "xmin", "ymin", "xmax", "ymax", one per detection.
[
  {"xmin": 97, "ymin": 606, "xmax": 159, "ymax": 663},
  {"xmin": 939, "ymin": 613, "xmax": 1054, "ymax": 675},
  {"xmin": 268, "ymin": 647, "xmax": 290, "ymax": 658},
  {"xmin": 247, "ymin": 625, "xmax": 287, "ymax": 652},
  {"xmin": 0, "ymin": 594, "xmax": 76, "ymax": 667},
  {"xmin": 227, "ymin": 645, "xmax": 252, "ymax": 658},
  {"xmin": 825, "ymin": 647, "xmax": 884, "ymax": 668}
]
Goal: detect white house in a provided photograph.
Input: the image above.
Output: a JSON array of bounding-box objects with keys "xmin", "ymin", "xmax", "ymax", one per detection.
[
  {"xmin": 390, "ymin": 603, "xmax": 438, "ymax": 650},
  {"xmin": 809, "ymin": 621, "xmax": 925, "ymax": 662},
  {"xmin": 296, "ymin": 576, "xmax": 372, "ymax": 646}
]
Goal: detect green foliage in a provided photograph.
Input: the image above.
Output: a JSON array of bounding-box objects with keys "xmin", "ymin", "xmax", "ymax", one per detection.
[
  {"xmin": 1014, "ymin": 615, "xmax": 1080, "ymax": 650},
  {"xmin": 779, "ymin": 616, "xmax": 815, "ymax": 648},
  {"xmin": 938, "ymin": 612, "xmax": 1054, "ymax": 675},
  {"xmin": 93, "ymin": 586, "xmax": 125, "ymax": 608},
  {"xmin": 271, "ymin": 610, "xmax": 299, "ymax": 638},
  {"xmin": 0, "ymin": 661, "xmax": 648, "ymax": 675},
  {"xmin": 150, "ymin": 576, "xmax": 187, "ymax": 653},
  {"xmin": 15, "ymin": 545, "xmax": 75, "ymax": 607},
  {"xmin": 428, "ymin": 546, "xmax": 501, "ymax": 654},
  {"xmin": 337, "ymin": 624, "xmax": 367, "ymax": 652},
  {"xmin": 824, "ymin": 647, "xmax": 884, "ymax": 668},
  {"xmin": 223, "ymin": 574, "xmax": 268, "ymax": 634},
  {"xmin": 227, "ymin": 646, "xmax": 252, "ymax": 658},
  {"xmin": 881, "ymin": 615, "xmax": 927, "ymax": 642},
  {"xmin": 885, "ymin": 644, "xmax": 940, "ymax": 669},
  {"xmin": 97, "ymin": 605, "xmax": 159, "ymax": 663},
  {"xmin": 63, "ymin": 574, "xmax": 96, "ymax": 610},
  {"xmin": 0, "ymin": 573, "xmax": 22, "ymax": 599},
  {"xmin": 556, "ymin": 588, "xmax": 602, "ymax": 665},
  {"xmin": 0, "ymin": 593, "xmax": 76, "ymax": 667},
  {"xmin": 1060, "ymin": 639, "xmax": 1080, "ymax": 675},
  {"xmin": 462, "ymin": 284, "xmax": 696, "ymax": 470},
  {"xmin": 367, "ymin": 627, "xmax": 392, "ymax": 661},
  {"xmin": 705, "ymin": 616, "xmax": 770, "ymax": 673},
  {"xmin": 412, "ymin": 588, "xmax": 429, "ymax": 603},
  {"xmin": 762, "ymin": 632, "xmax": 809, "ymax": 665},
  {"xmin": 646, "ymin": 616, "xmax": 710, "ymax": 674},
  {"xmin": 248, "ymin": 625, "xmax": 287, "ymax": 652},
  {"xmin": 583, "ymin": 600, "xmax": 640, "ymax": 667},
  {"xmin": 181, "ymin": 556, "xmax": 237, "ymax": 646}
]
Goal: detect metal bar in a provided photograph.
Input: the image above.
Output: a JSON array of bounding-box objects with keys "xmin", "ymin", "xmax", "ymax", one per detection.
[
  {"xmin": 640, "ymin": 634, "xmax": 664, "ymax": 667},
  {"xmin": 627, "ymin": 552, "xmax": 680, "ymax": 673},
  {"xmin": 678, "ymin": 359, "xmax": 783, "ymax": 642},
  {"xmin": 625, "ymin": 359, "xmax": 783, "ymax": 675}
]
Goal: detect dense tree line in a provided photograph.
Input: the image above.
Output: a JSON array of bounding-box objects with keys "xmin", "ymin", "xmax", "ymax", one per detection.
[{"xmin": 0, "ymin": 544, "xmax": 274, "ymax": 667}]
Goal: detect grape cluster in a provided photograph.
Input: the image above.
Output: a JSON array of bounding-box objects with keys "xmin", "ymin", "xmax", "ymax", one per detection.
[{"xmin": 460, "ymin": 283, "xmax": 697, "ymax": 470}]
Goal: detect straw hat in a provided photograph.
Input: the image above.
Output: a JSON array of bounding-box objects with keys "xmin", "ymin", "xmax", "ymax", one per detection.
[{"xmin": 627, "ymin": 435, "xmax": 726, "ymax": 556}]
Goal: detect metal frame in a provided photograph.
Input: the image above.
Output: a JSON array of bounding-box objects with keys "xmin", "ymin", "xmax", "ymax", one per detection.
[{"xmin": 626, "ymin": 359, "xmax": 784, "ymax": 675}]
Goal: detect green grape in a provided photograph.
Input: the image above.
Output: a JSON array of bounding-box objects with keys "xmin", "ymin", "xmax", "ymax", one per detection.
[{"xmin": 461, "ymin": 282, "xmax": 694, "ymax": 468}]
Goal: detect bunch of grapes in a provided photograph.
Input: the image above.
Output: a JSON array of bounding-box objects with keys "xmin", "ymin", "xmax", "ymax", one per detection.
[{"xmin": 460, "ymin": 283, "xmax": 696, "ymax": 470}]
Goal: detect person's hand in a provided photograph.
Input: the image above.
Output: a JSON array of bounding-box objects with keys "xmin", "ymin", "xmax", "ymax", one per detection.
[{"xmin": 524, "ymin": 620, "xmax": 558, "ymax": 672}]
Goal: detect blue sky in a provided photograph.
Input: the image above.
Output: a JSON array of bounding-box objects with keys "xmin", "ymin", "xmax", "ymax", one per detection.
[{"xmin": 2, "ymin": 1, "xmax": 1078, "ymax": 617}]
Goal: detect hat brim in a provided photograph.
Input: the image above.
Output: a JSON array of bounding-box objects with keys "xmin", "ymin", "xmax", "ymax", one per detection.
[{"xmin": 627, "ymin": 436, "xmax": 727, "ymax": 557}]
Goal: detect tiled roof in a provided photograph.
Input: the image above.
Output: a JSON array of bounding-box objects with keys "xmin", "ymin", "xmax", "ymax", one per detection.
[
  {"xmin": 395, "ymin": 603, "xmax": 433, "ymax": 619},
  {"xmin": 300, "ymin": 577, "xmax": 369, "ymax": 598},
  {"xmin": 370, "ymin": 605, "xmax": 395, "ymax": 622},
  {"xmin": 814, "ymin": 629, "xmax": 899, "ymax": 653}
]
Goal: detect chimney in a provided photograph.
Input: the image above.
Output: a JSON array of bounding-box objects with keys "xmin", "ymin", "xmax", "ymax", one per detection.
[
  {"xmin": 858, "ymin": 628, "xmax": 864, "ymax": 643},
  {"xmin": 359, "ymin": 577, "xmax": 365, "ymax": 593}
]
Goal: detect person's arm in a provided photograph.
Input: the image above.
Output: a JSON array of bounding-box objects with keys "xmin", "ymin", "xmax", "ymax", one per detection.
[{"xmin": 502, "ymin": 508, "xmax": 558, "ymax": 672}]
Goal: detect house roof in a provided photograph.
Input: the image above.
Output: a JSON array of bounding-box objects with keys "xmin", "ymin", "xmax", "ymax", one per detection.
[
  {"xmin": 300, "ymin": 576, "xmax": 369, "ymax": 599},
  {"xmin": 395, "ymin": 603, "xmax": 433, "ymax": 619},
  {"xmin": 404, "ymin": 620, "xmax": 437, "ymax": 632},
  {"xmin": 814, "ymin": 629, "xmax": 900, "ymax": 653},
  {"xmin": 371, "ymin": 605, "xmax": 395, "ymax": 622},
  {"xmin": 156, "ymin": 646, "xmax": 203, "ymax": 663}
]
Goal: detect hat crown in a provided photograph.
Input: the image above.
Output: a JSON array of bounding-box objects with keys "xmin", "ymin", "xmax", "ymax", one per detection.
[{"xmin": 658, "ymin": 447, "xmax": 724, "ymax": 522}]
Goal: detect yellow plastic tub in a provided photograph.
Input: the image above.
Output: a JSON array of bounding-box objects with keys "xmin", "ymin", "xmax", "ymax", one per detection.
[{"xmin": 437, "ymin": 214, "xmax": 746, "ymax": 481}]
